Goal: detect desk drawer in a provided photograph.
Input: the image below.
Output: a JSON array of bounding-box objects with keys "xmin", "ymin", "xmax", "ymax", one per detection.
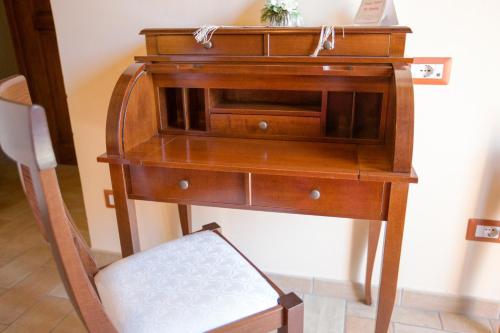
[
  {"xmin": 210, "ymin": 114, "xmax": 321, "ymax": 138},
  {"xmin": 252, "ymin": 175, "xmax": 385, "ymax": 219},
  {"xmin": 269, "ymin": 33, "xmax": 390, "ymax": 57},
  {"xmin": 128, "ymin": 166, "xmax": 246, "ymax": 205},
  {"xmin": 154, "ymin": 34, "xmax": 264, "ymax": 56}
]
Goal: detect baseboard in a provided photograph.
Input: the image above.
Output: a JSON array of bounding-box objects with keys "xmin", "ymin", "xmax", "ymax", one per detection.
[{"xmin": 266, "ymin": 272, "xmax": 500, "ymax": 320}]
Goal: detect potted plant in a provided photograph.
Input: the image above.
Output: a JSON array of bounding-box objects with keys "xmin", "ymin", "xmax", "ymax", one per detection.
[{"xmin": 261, "ymin": 0, "xmax": 303, "ymax": 27}]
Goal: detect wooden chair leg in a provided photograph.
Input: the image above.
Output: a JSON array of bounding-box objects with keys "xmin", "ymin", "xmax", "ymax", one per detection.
[
  {"xmin": 375, "ymin": 183, "xmax": 409, "ymax": 333},
  {"xmin": 277, "ymin": 293, "xmax": 304, "ymax": 333},
  {"xmin": 365, "ymin": 220, "xmax": 382, "ymax": 305},
  {"xmin": 178, "ymin": 204, "xmax": 191, "ymax": 235}
]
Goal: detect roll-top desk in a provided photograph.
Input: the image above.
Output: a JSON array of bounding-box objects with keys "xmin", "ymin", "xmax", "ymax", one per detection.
[{"xmin": 98, "ymin": 26, "xmax": 417, "ymax": 333}]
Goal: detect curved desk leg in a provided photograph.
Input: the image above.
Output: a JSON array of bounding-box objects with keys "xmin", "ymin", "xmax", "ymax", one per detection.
[
  {"xmin": 178, "ymin": 204, "xmax": 192, "ymax": 235},
  {"xmin": 365, "ymin": 220, "xmax": 382, "ymax": 305},
  {"xmin": 109, "ymin": 164, "xmax": 140, "ymax": 257},
  {"xmin": 375, "ymin": 183, "xmax": 409, "ymax": 333}
]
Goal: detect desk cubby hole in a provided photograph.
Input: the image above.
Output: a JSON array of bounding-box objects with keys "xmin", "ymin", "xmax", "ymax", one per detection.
[
  {"xmin": 326, "ymin": 91, "xmax": 383, "ymax": 140},
  {"xmin": 161, "ymin": 87, "xmax": 207, "ymax": 131},
  {"xmin": 210, "ymin": 89, "xmax": 322, "ymax": 116}
]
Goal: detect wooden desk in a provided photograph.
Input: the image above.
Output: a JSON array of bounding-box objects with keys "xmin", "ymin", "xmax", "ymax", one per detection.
[{"xmin": 99, "ymin": 26, "xmax": 417, "ymax": 333}]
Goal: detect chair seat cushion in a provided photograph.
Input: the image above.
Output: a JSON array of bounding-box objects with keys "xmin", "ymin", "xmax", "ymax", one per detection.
[{"xmin": 94, "ymin": 231, "xmax": 279, "ymax": 333}]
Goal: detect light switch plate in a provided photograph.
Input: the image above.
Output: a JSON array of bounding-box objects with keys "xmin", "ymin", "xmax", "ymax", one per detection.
[
  {"xmin": 104, "ymin": 189, "xmax": 115, "ymax": 208},
  {"xmin": 412, "ymin": 57, "xmax": 452, "ymax": 85}
]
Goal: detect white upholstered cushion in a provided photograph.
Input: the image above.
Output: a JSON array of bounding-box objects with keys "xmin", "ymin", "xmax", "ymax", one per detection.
[{"xmin": 94, "ymin": 231, "xmax": 279, "ymax": 333}]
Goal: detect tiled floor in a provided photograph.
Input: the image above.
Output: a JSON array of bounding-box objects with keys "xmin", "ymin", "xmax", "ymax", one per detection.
[{"xmin": 0, "ymin": 153, "xmax": 497, "ymax": 332}]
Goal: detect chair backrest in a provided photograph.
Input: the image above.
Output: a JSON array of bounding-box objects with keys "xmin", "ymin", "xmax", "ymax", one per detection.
[{"xmin": 0, "ymin": 76, "xmax": 116, "ymax": 332}]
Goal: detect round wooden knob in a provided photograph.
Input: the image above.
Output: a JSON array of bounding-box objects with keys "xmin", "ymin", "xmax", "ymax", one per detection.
[
  {"xmin": 310, "ymin": 189, "xmax": 321, "ymax": 200},
  {"xmin": 179, "ymin": 180, "xmax": 189, "ymax": 190},
  {"xmin": 203, "ymin": 41, "xmax": 213, "ymax": 49},
  {"xmin": 258, "ymin": 121, "xmax": 269, "ymax": 131},
  {"xmin": 323, "ymin": 40, "xmax": 333, "ymax": 50}
]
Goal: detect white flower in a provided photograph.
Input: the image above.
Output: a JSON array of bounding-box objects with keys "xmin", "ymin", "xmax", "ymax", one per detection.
[{"xmin": 266, "ymin": 0, "xmax": 277, "ymax": 6}]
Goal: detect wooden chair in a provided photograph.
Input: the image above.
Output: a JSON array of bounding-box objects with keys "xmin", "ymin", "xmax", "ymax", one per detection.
[{"xmin": 0, "ymin": 75, "xmax": 304, "ymax": 333}]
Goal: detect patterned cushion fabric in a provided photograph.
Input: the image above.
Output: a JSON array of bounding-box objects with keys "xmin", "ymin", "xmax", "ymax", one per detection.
[{"xmin": 94, "ymin": 231, "xmax": 279, "ymax": 333}]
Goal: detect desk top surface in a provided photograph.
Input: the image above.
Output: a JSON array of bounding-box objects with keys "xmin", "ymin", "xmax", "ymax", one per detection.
[{"xmin": 99, "ymin": 135, "xmax": 417, "ymax": 183}]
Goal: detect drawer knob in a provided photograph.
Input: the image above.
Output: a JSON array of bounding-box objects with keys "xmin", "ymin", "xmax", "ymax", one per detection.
[
  {"xmin": 202, "ymin": 41, "xmax": 213, "ymax": 49},
  {"xmin": 258, "ymin": 121, "xmax": 269, "ymax": 131},
  {"xmin": 310, "ymin": 189, "xmax": 321, "ymax": 200},
  {"xmin": 323, "ymin": 40, "xmax": 334, "ymax": 50},
  {"xmin": 179, "ymin": 180, "xmax": 189, "ymax": 190}
]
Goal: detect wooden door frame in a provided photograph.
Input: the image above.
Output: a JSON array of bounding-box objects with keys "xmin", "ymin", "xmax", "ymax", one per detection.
[{"xmin": 3, "ymin": 0, "xmax": 76, "ymax": 164}]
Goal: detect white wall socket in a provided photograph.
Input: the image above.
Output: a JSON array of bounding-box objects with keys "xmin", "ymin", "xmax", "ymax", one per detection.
[
  {"xmin": 475, "ymin": 225, "xmax": 500, "ymax": 239},
  {"xmin": 411, "ymin": 63, "xmax": 445, "ymax": 79}
]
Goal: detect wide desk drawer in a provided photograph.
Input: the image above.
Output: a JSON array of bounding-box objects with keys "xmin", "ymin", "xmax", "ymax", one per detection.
[
  {"xmin": 128, "ymin": 166, "xmax": 246, "ymax": 205},
  {"xmin": 153, "ymin": 34, "xmax": 264, "ymax": 56},
  {"xmin": 252, "ymin": 175, "xmax": 385, "ymax": 219},
  {"xmin": 210, "ymin": 114, "xmax": 321, "ymax": 138}
]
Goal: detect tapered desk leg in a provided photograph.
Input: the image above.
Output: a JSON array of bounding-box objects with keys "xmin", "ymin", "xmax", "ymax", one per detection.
[
  {"xmin": 365, "ymin": 220, "xmax": 382, "ymax": 305},
  {"xmin": 178, "ymin": 204, "xmax": 192, "ymax": 235},
  {"xmin": 375, "ymin": 183, "xmax": 409, "ymax": 333},
  {"xmin": 109, "ymin": 164, "xmax": 140, "ymax": 257}
]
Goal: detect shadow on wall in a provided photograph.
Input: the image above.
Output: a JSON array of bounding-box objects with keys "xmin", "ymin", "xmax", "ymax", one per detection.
[
  {"xmin": 349, "ymin": 219, "xmax": 371, "ymax": 299},
  {"xmin": 232, "ymin": 0, "xmax": 261, "ymax": 25},
  {"xmin": 457, "ymin": 132, "xmax": 500, "ymax": 307},
  {"xmin": 69, "ymin": 43, "xmax": 183, "ymax": 250}
]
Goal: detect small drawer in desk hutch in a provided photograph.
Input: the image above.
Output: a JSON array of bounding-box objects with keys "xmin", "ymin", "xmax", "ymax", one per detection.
[
  {"xmin": 211, "ymin": 114, "xmax": 321, "ymax": 138},
  {"xmin": 128, "ymin": 166, "xmax": 246, "ymax": 205},
  {"xmin": 252, "ymin": 175, "xmax": 386, "ymax": 220}
]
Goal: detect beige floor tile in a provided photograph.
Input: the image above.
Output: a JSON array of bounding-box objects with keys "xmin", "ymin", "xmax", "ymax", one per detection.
[
  {"xmin": 48, "ymin": 283, "xmax": 69, "ymax": 299},
  {"xmin": 0, "ymin": 266, "xmax": 61, "ymax": 325},
  {"xmin": 402, "ymin": 290, "xmax": 499, "ymax": 319},
  {"xmin": 0, "ymin": 245, "xmax": 52, "ymax": 288},
  {"xmin": 304, "ymin": 294, "xmax": 345, "ymax": 333},
  {"xmin": 440, "ymin": 312, "xmax": 492, "ymax": 333},
  {"xmin": 394, "ymin": 323, "xmax": 449, "ymax": 333},
  {"xmin": 314, "ymin": 279, "xmax": 366, "ymax": 302},
  {"xmin": 346, "ymin": 302, "xmax": 442, "ymax": 330},
  {"xmin": 314, "ymin": 278, "xmax": 402, "ymax": 305},
  {"xmin": 345, "ymin": 316, "xmax": 394, "ymax": 333},
  {"xmin": 347, "ymin": 301, "xmax": 377, "ymax": 319},
  {"xmin": 267, "ymin": 272, "xmax": 313, "ymax": 294},
  {"xmin": 490, "ymin": 320, "xmax": 500, "ymax": 333},
  {"xmin": 489, "ymin": 320, "xmax": 499, "ymax": 333},
  {"xmin": 52, "ymin": 311, "xmax": 87, "ymax": 333},
  {"xmin": 391, "ymin": 307, "xmax": 442, "ymax": 329},
  {"xmin": 2, "ymin": 296, "xmax": 73, "ymax": 333},
  {"xmin": 0, "ymin": 324, "xmax": 7, "ymax": 332},
  {"xmin": 0, "ymin": 227, "xmax": 47, "ymax": 267}
]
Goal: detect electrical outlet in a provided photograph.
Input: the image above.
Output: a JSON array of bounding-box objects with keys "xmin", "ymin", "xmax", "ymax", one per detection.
[
  {"xmin": 475, "ymin": 225, "xmax": 500, "ymax": 239},
  {"xmin": 411, "ymin": 64, "xmax": 444, "ymax": 79},
  {"xmin": 466, "ymin": 218, "xmax": 500, "ymax": 243},
  {"xmin": 412, "ymin": 57, "xmax": 452, "ymax": 85}
]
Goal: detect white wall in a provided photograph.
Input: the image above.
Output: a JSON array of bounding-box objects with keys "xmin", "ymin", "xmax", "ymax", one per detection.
[{"xmin": 50, "ymin": 0, "xmax": 500, "ymax": 301}]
